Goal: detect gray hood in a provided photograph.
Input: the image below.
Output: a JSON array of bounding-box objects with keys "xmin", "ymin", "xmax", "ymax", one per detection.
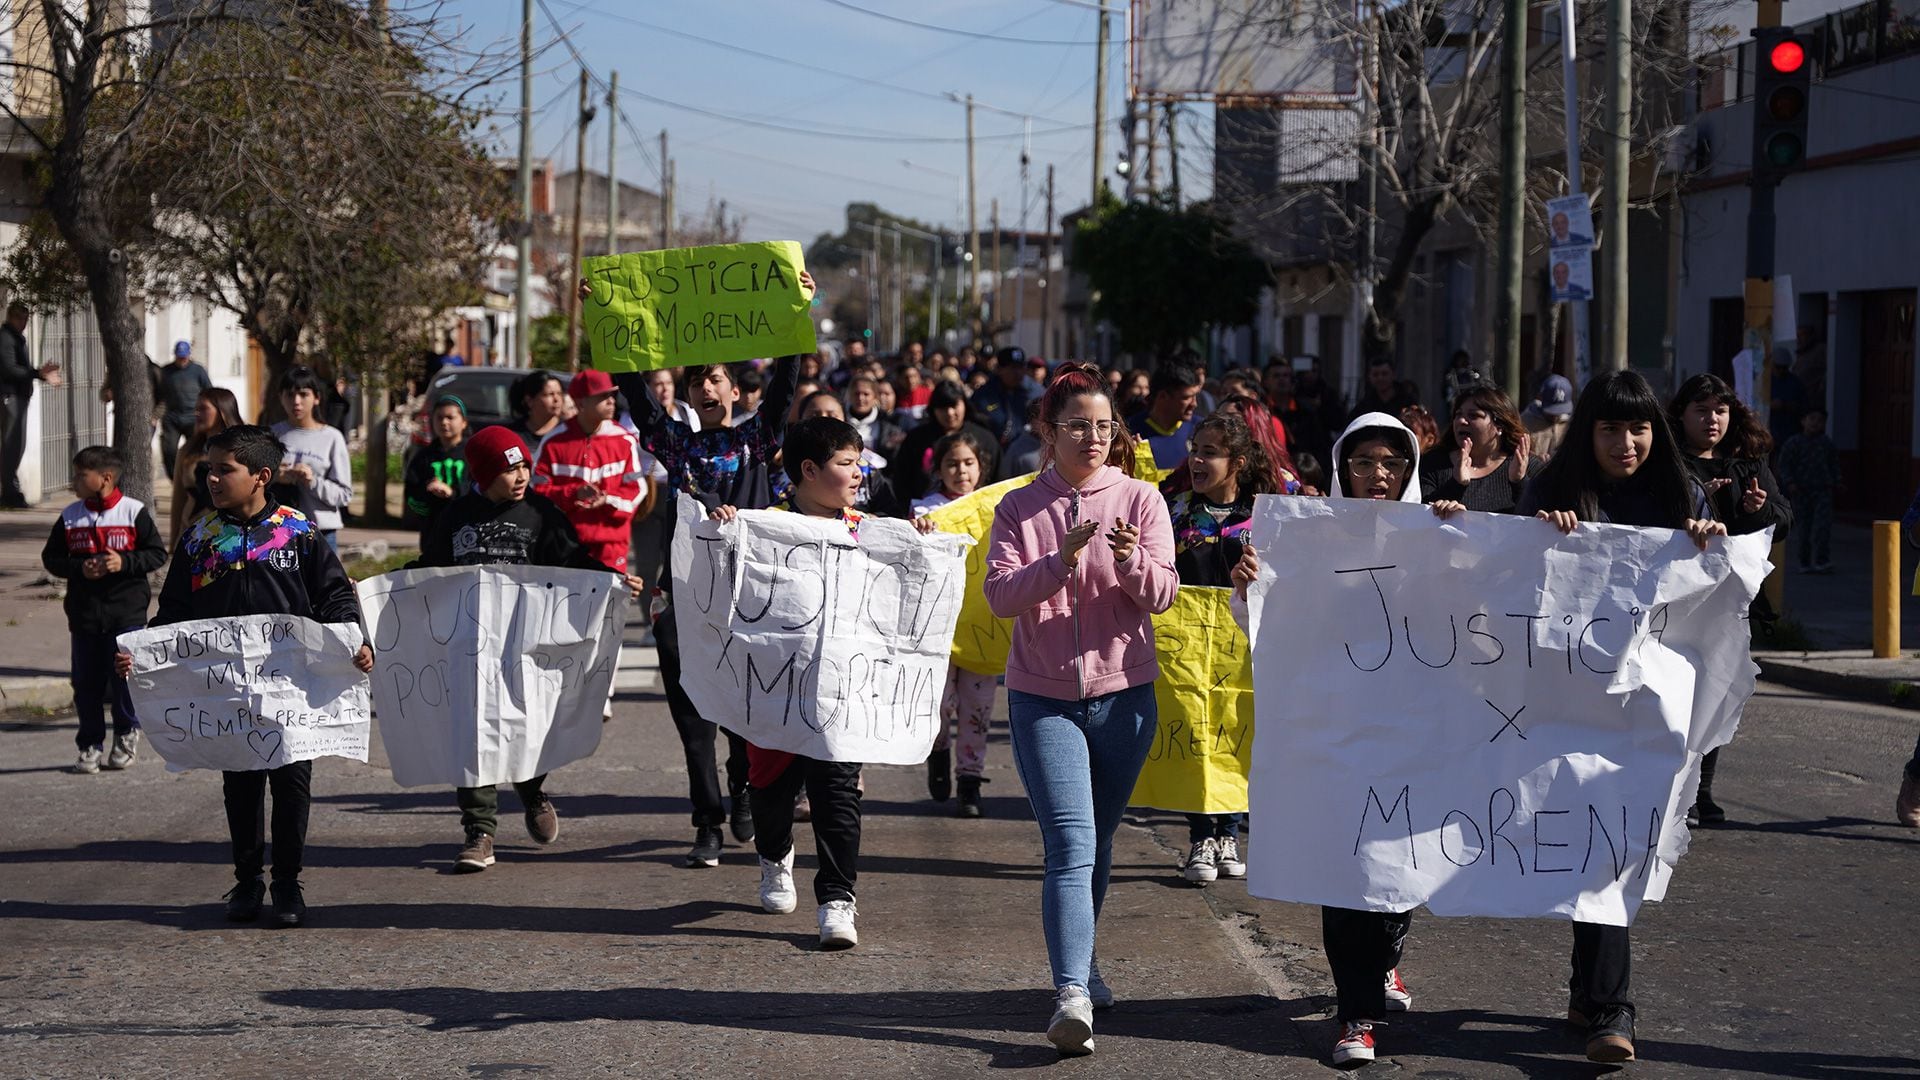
[{"xmin": 1329, "ymin": 411, "xmax": 1423, "ymax": 502}]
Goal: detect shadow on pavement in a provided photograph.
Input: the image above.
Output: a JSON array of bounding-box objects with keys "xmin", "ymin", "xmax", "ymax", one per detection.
[
  {"xmin": 256, "ymin": 985, "xmax": 1294, "ymax": 1069},
  {"xmin": 1708, "ymin": 816, "xmax": 1920, "ymax": 845},
  {"xmin": 0, "ymin": 897, "xmax": 818, "ymax": 947},
  {"xmin": 1377, "ymin": 1008, "xmax": 1920, "ymax": 1079}
]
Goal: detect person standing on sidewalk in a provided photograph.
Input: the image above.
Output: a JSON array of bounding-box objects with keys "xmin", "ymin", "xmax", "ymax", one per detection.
[
  {"xmin": 157, "ymin": 341, "xmax": 213, "ymax": 480},
  {"xmin": 984, "ymin": 363, "xmax": 1178, "ymax": 1058},
  {"xmin": 0, "ymin": 301, "xmax": 63, "ymax": 508},
  {"xmin": 41, "ymin": 446, "xmax": 166, "ymax": 774},
  {"xmin": 1777, "ymin": 408, "xmax": 1840, "ymax": 573},
  {"xmin": 119, "ymin": 424, "xmax": 375, "ymax": 928},
  {"xmin": 1669, "ymin": 374, "xmax": 1791, "ymax": 826},
  {"xmin": 269, "ymin": 366, "xmax": 353, "ymax": 550},
  {"xmin": 417, "ymin": 425, "xmax": 642, "ymax": 873}
]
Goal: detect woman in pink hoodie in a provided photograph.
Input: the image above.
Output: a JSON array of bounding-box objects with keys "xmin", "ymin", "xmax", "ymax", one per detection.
[{"xmin": 983, "ymin": 362, "xmax": 1179, "ymax": 1057}]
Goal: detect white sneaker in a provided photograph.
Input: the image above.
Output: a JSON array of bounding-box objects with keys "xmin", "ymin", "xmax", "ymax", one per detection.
[
  {"xmin": 1332, "ymin": 1019, "xmax": 1377, "ymax": 1064},
  {"xmin": 1215, "ymin": 835, "xmax": 1246, "ymax": 878},
  {"xmin": 1087, "ymin": 958, "xmax": 1115, "ymax": 1009},
  {"xmin": 72, "ymin": 747, "xmax": 102, "ymax": 775},
  {"xmin": 1384, "ymin": 967, "xmax": 1412, "ymax": 1011},
  {"xmin": 1182, "ymin": 838, "xmax": 1218, "ymax": 885},
  {"xmin": 104, "ymin": 730, "xmax": 140, "ymax": 770},
  {"xmin": 1047, "ymin": 986, "xmax": 1095, "ymax": 1056},
  {"xmin": 817, "ymin": 898, "xmax": 858, "ymax": 950},
  {"xmin": 758, "ymin": 847, "xmax": 797, "ymax": 914}
]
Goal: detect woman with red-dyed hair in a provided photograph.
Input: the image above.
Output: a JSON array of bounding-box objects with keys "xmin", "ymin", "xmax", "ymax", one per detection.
[{"xmin": 983, "ymin": 362, "xmax": 1179, "ymax": 1057}]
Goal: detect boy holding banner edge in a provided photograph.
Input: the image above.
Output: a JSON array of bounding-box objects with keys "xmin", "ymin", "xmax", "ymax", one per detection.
[
  {"xmin": 416, "ymin": 425, "xmax": 644, "ymax": 874},
  {"xmin": 709, "ymin": 416, "xmax": 872, "ymax": 950},
  {"xmin": 117, "ymin": 425, "xmax": 374, "ymax": 928}
]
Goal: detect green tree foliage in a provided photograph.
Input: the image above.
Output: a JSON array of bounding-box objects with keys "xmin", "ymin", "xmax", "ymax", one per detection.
[{"xmin": 1071, "ymin": 197, "xmax": 1268, "ymax": 359}]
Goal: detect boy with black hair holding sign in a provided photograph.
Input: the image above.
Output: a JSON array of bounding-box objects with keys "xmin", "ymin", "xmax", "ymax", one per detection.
[
  {"xmin": 710, "ymin": 415, "xmax": 870, "ymax": 950},
  {"xmin": 117, "ymin": 424, "xmax": 374, "ymax": 928},
  {"xmin": 416, "ymin": 425, "xmax": 643, "ymax": 873},
  {"xmin": 43, "ymin": 445, "xmax": 167, "ymax": 774},
  {"xmin": 600, "ymin": 270, "xmax": 814, "ymax": 871}
]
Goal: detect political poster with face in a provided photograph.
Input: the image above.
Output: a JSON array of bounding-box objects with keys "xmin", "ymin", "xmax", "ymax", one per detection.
[
  {"xmin": 120, "ymin": 615, "xmax": 370, "ymax": 772},
  {"xmin": 669, "ymin": 500, "xmax": 970, "ymax": 764},
  {"xmin": 1244, "ymin": 497, "xmax": 1768, "ymax": 926}
]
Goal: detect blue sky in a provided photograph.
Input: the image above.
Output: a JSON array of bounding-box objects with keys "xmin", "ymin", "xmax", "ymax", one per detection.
[{"xmin": 446, "ymin": 0, "xmax": 1203, "ymax": 243}]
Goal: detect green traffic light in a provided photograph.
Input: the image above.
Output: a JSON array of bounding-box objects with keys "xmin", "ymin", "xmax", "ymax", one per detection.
[{"xmin": 1765, "ymin": 132, "xmax": 1805, "ymax": 168}]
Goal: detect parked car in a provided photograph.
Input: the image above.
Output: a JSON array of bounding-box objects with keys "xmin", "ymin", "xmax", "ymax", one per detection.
[{"xmin": 411, "ymin": 366, "xmax": 531, "ymax": 449}]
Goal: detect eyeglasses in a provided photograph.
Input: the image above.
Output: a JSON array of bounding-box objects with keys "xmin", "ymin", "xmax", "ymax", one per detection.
[
  {"xmin": 1346, "ymin": 457, "xmax": 1411, "ymax": 477},
  {"xmin": 1053, "ymin": 419, "xmax": 1121, "ymax": 442}
]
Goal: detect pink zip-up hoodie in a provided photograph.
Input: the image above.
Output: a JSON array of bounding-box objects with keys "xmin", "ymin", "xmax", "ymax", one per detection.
[{"xmin": 984, "ymin": 464, "xmax": 1179, "ymax": 700}]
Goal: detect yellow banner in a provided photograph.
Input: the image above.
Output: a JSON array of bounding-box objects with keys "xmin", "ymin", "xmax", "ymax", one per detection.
[
  {"xmin": 922, "ymin": 473, "xmax": 1037, "ymax": 676},
  {"xmin": 1132, "ymin": 585, "xmax": 1254, "ymax": 815}
]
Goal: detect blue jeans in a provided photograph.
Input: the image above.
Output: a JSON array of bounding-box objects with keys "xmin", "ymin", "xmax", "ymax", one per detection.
[{"xmin": 1008, "ymin": 682, "xmax": 1158, "ymax": 992}]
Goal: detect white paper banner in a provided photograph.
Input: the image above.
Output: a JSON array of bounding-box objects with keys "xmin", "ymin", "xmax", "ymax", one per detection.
[
  {"xmin": 669, "ymin": 499, "xmax": 970, "ymax": 764},
  {"xmin": 120, "ymin": 615, "xmax": 370, "ymax": 772},
  {"xmin": 1245, "ymin": 497, "xmax": 1768, "ymax": 926},
  {"xmin": 357, "ymin": 564, "xmax": 627, "ymax": 788}
]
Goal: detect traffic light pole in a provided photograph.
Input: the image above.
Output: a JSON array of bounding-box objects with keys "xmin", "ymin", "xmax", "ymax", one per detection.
[{"xmin": 1744, "ymin": 2, "xmax": 1783, "ymax": 426}]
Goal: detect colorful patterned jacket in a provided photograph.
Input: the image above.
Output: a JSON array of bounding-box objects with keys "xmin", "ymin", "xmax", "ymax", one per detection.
[{"xmin": 153, "ymin": 500, "xmax": 364, "ymax": 643}]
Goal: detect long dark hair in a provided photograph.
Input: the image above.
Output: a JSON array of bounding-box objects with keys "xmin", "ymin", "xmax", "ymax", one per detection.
[
  {"xmin": 1039, "ymin": 361, "xmax": 1136, "ymax": 475},
  {"xmin": 1450, "ymin": 384, "xmax": 1527, "ymax": 457},
  {"xmin": 928, "ymin": 429, "xmax": 990, "ymax": 496},
  {"xmin": 1527, "ymin": 370, "xmax": 1695, "ymax": 526},
  {"xmin": 1667, "ymin": 373, "xmax": 1771, "ymax": 460},
  {"xmin": 512, "ymin": 370, "xmax": 564, "ymax": 419},
  {"xmin": 182, "ymin": 387, "xmax": 243, "ymax": 458}
]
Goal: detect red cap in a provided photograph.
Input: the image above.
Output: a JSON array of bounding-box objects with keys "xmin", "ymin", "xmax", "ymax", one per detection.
[
  {"xmin": 569, "ymin": 369, "xmax": 616, "ymax": 398},
  {"xmin": 464, "ymin": 425, "xmax": 532, "ymax": 492}
]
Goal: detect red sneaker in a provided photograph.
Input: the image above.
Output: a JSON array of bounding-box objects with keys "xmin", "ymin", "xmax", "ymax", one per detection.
[
  {"xmin": 1384, "ymin": 967, "xmax": 1413, "ymax": 1011},
  {"xmin": 1332, "ymin": 1020, "xmax": 1377, "ymax": 1065}
]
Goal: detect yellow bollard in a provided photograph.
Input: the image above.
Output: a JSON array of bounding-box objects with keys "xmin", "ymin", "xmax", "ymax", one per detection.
[{"xmin": 1873, "ymin": 520, "xmax": 1901, "ymax": 659}]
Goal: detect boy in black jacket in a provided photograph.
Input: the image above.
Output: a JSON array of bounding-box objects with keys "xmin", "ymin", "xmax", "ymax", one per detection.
[
  {"xmin": 117, "ymin": 425, "xmax": 374, "ymax": 928},
  {"xmin": 41, "ymin": 446, "xmax": 167, "ymax": 774},
  {"xmin": 417, "ymin": 425, "xmax": 641, "ymax": 873}
]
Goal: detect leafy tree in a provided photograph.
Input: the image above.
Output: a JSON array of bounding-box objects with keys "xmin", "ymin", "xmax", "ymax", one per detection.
[{"xmin": 1072, "ymin": 197, "xmax": 1267, "ymax": 359}]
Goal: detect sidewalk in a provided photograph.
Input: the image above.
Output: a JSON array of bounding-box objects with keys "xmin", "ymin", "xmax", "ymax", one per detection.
[{"xmin": 1761, "ymin": 520, "xmax": 1920, "ymax": 708}]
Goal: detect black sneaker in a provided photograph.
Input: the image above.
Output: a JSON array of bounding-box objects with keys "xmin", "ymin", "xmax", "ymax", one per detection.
[
  {"xmin": 927, "ymin": 748, "xmax": 952, "ymax": 802},
  {"xmin": 729, "ymin": 797, "xmax": 756, "ymax": 843},
  {"xmin": 685, "ymin": 826, "xmax": 724, "ymax": 868},
  {"xmin": 224, "ymin": 878, "xmax": 266, "ymax": 922},
  {"xmin": 1585, "ymin": 1008, "xmax": 1636, "ymax": 1063},
  {"xmin": 957, "ymin": 775, "xmax": 985, "ymax": 818},
  {"xmin": 1693, "ymin": 791, "xmax": 1726, "ymax": 825},
  {"xmin": 269, "ymin": 879, "xmax": 307, "ymax": 928}
]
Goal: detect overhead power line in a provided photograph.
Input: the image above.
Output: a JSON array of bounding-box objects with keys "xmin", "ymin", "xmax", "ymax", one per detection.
[{"xmin": 616, "ymin": 84, "xmax": 1084, "ymax": 144}]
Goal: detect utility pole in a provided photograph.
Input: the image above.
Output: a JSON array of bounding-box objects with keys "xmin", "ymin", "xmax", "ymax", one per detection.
[
  {"xmin": 1014, "ymin": 120, "xmax": 1030, "ymax": 349},
  {"xmin": 1040, "ymin": 164, "xmax": 1055, "ymax": 356},
  {"xmin": 606, "ymin": 70, "xmax": 618, "ymax": 255},
  {"xmin": 1556, "ymin": 0, "xmax": 1592, "ymax": 386},
  {"xmin": 515, "ymin": 0, "xmax": 532, "ymax": 366},
  {"xmin": 1092, "ymin": 0, "xmax": 1109, "ymax": 203},
  {"xmin": 1144, "ymin": 102, "xmax": 1159, "ymax": 193},
  {"xmin": 891, "ymin": 226, "xmax": 904, "ymax": 352},
  {"xmin": 1602, "ymin": 0, "xmax": 1631, "ymax": 370},
  {"xmin": 966, "ymin": 94, "xmax": 979, "ymax": 310},
  {"xmin": 1494, "ymin": 0, "xmax": 1526, "ymax": 398},
  {"xmin": 660, "ymin": 130, "xmax": 674, "ymax": 247},
  {"xmin": 990, "ymin": 198, "xmax": 1001, "ymax": 335},
  {"xmin": 566, "ymin": 69, "xmax": 592, "ymax": 371},
  {"xmin": 1165, "ymin": 102, "xmax": 1181, "ymax": 208}
]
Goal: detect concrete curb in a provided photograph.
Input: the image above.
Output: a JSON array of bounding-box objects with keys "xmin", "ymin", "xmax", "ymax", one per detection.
[
  {"xmin": 1755, "ymin": 653, "xmax": 1920, "ymax": 711},
  {"xmin": 0, "ymin": 676, "xmax": 73, "ymax": 717}
]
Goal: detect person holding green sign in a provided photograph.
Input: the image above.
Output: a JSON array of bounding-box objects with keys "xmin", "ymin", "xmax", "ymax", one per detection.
[{"xmin": 605, "ymin": 272, "xmax": 814, "ymax": 871}]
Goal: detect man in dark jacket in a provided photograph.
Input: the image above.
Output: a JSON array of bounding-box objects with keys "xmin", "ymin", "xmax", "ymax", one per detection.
[
  {"xmin": 0, "ymin": 302, "xmax": 63, "ymax": 507},
  {"xmin": 157, "ymin": 341, "xmax": 213, "ymax": 478}
]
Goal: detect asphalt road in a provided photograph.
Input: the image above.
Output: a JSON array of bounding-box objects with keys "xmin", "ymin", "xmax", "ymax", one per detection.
[{"xmin": 1, "ymin": 679, "xmax": 1916, "ymax": 1079}]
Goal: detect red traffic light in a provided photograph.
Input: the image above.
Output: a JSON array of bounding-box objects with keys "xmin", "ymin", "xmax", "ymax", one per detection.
[{"xmin": 1768, "ymin": 39, "xmax": 1806, "ymax": 74}]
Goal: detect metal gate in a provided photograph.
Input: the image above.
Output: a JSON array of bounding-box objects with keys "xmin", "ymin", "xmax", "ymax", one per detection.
[{"xmin": 33, "ymin": 306, "xmax": 112, "ymax": 502}]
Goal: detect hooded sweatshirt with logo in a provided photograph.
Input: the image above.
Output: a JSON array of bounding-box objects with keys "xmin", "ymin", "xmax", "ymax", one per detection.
[
  {"xmin": 152, "ymin": 500, "xmax": 364, "ymax": 641},
  {"xmin": 984, "ymin": 463, "xmax": 1179, "ymax": 700}
]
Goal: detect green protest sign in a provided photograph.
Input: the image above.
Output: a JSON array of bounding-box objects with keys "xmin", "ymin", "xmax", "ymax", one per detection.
[{"xmin": 582, "ymin": 240, "xmax": 819, "ymax": 373}]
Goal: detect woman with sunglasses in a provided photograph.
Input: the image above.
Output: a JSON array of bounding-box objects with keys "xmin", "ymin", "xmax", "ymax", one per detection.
[{"xmin": 984, "ymin": 362, "xmax": 1179, "ymax": 1057}]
